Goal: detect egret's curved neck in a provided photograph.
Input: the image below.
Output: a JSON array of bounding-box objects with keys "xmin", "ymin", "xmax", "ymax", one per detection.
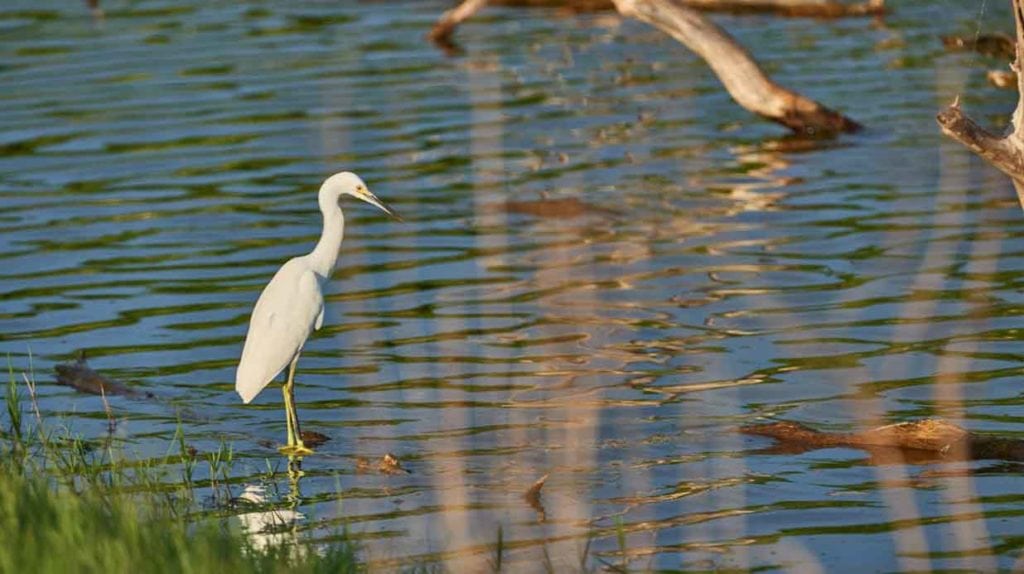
[{"xmin": 308, "ymin": 201, "xmax": 345, "ymax": 279}]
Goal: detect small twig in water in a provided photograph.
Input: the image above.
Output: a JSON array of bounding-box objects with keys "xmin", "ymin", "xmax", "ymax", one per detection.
[{"xmin": 524, "ymin": 473, "xmax": 549, "ymax": 521}]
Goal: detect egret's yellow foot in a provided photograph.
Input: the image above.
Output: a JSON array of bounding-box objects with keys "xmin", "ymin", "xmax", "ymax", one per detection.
[{"xmin": 279, "ymin": 443, "xmax": 315, "ymax": 456}]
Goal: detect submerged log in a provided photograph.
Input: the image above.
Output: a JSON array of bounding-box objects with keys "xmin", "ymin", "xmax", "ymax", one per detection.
[
  {"xmin": 937, "ymin": 0, "xmax": 1024, "ymax": 210},
  {"xmin": 742, "ymin": 419, "xmax": 1024, "ymax": 462},
  {"xmin": 54, "ymin": 351, "xmax": 151, "ymax": 399}
]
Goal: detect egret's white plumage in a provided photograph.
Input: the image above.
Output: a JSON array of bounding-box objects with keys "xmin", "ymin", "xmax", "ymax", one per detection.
[
  {"xmin": 236, "ymin": 260, "xmax": 323, "ymax": 404},
  {"xmin": 235, "ymin": 171, "xmax": 398, "ymax": 454}
]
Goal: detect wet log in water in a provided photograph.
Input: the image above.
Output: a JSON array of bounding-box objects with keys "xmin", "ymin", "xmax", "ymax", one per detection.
[
  {"xmin": 742, "ymin": 420, "xmax": 1024, "ymax": 462},
  {"xmin": 937, "ymin": 0, "xmax": 1024, "ymax": 210},
  {"xmin": 430, "ymin": 0, "xmax": 862, "ymax": 135}
]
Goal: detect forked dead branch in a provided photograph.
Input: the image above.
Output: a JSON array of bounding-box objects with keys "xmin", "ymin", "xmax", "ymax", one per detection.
[
  {"xmin": 937, "ymin": 0, "xmax": 1024, "ymax": 209},
  {"xmin": 430, "ymin": 0, "xmax": 872, "ymax": 136}
]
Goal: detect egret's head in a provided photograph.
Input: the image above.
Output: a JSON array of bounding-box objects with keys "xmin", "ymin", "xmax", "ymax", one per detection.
[{"xmin": 319, "ymin": 171, "xmax": 401, "ymax": 220}]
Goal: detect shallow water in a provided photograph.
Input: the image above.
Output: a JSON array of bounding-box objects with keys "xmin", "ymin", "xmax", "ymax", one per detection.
[{"xmin": 3, "ymin": 0, "xmax": 1024, "ymax": 570}]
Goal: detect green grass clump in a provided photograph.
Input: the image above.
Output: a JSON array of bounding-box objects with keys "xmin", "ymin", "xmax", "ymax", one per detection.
[
  {"xmin": 0, "ymin": 467, "xmax": 357, "ymax": 574},
  {"xmin": 1, "ymin": 360, "xmax": 360, "ymax": 574}
]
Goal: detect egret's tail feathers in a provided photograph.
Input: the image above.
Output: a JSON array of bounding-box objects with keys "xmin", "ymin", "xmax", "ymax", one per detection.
[
  {"xmin": 237, "ymin": 385, "xmax": 258, "ymax": 404},
  {"xmin": 235, "ymin": 367, "xmax": 271, "ymax": 404}
]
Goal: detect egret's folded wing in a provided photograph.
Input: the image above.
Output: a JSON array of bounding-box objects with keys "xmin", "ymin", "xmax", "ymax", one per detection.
[{"xmin": 235, "ymin": 260, "xmax": 324, "ymax": 403}]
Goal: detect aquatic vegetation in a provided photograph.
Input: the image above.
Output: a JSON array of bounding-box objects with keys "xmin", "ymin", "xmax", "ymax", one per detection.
[
  {"xmin": 0, "ymin": 364, "xmax": 359, "ymax": 574},
  {"xmin": 0, "ymin": 470, "xmax": 359, "ymax": 574}
]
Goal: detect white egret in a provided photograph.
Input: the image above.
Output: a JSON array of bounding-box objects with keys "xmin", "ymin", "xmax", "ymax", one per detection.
[{"xmin": 236, "ymin": 171, "xmax": 399, "ymax": 456}]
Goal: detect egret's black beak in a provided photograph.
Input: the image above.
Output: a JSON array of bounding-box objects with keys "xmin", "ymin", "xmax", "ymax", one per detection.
[{"xmin": 357, "ymin": 189, "xmax": 403, "ymax": 222}]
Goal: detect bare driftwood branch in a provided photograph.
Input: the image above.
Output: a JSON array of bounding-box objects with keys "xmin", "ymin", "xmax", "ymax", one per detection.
[
  {"xmin": 430, "ymin": 0, "xmax": 861, "ymax": 134},
  {"xmin": 676, "ymin": 0, "xmax": 883, "ymax": 17},
  {"xmin": 429, "ymin": 0, "xmax": 884, "ymax": 47},
  {"xmin": 613, "ymin": 0, "xmax": 860, "ymax": 135},
  {"xmin": 937, "ymin": 0, "xmax": 1024, "ymax": 209},
  {"xmin": 491, "ymin": 0, "xmax": 884, "ymax": 17},
  {"xmin": 429, "ymin": 0, "xmax": 490, "ymax": 47}
]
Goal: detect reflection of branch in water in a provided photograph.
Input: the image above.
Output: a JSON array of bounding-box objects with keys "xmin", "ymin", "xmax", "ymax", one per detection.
[{"xmin": 708, "ymin": 137, "xmax": 838, "ymax": 215}]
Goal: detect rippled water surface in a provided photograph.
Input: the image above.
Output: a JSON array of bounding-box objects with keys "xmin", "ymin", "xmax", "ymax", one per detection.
[{"xmin": 4, "ymin": 0, "xmax": 1024, "ymax": 570}]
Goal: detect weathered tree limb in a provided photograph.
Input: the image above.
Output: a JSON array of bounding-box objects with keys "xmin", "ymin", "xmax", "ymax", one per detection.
[
  {"xmin": 429, "ymin": 0, "xmax": 884, "ymax": 47},
  {"xmin": 428, "ymin": 0, "xmax": 490, "ymax": 47},
  {"xmin": 676, "ymin": 0, "xmax": 883, "ymax": 17},
  {"xmin": 430, "ymin": 0, "xmax": 861, "ymax": 134},
  {"xmin": 490, "ymin": 0, "xmax": 884, "ymax": 17},
  {"xmin": 612, "ymin": 0, "xmax": 860, "ymax": 135},
  {"xmin": 742, "ymin": 419, "xmax": 1024, "ymax": 462},
  {"xmin": 937, "ymin": 0, "xmax": 1024, "ymax": 209}
]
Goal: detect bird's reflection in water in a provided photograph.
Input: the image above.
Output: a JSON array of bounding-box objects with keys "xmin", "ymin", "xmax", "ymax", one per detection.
[{"xmin": 237, "ymin": 457, "xmax": 306, "ymax": 557}]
